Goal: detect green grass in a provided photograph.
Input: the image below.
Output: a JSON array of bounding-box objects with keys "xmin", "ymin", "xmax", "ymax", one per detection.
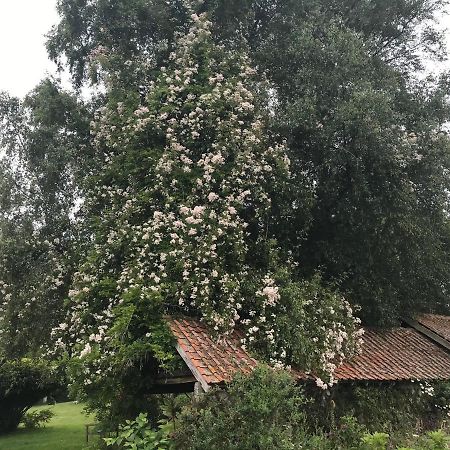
[{"xmin": 0, "ymin": 402, "xmax": 97, "ymax": 450}]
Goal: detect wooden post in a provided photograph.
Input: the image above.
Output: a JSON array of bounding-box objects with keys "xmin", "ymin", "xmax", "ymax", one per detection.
[{"xmin": 194, "ymin": 381, "xmax": 204, "ymax": 399}]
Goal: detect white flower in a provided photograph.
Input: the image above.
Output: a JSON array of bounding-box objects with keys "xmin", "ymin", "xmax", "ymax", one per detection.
[
  {"xmin": 80, "ymin": 343, "xmax": 92, "ymax": 358},
  {"xmin": 208, "ymin": 192, "xmax": 219, "ymax": 202},
  {"xmin": 192, "ymin": 206, "xmax": 205, "ymax": 217},
  {"xmin": 210, "ymin": 153, "xmax": 224, "ymax": 165},
  {"xmin": 262, "ymin": 285, "xmax": 280, "ymax": 305}
]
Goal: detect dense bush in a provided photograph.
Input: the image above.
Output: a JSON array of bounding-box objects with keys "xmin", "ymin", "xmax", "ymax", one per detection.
[
  {"xmin": 173, "ymin": 365, "xmax": 308, "ymax": 450},
  {"xmin": 104, "ymin": 368, "xmax": 449, "ymax": 450},
  {"xmin": 0, "ymin": 358, "xmax": 56, "ymax": 433},
  {"xmin": 362, "ymin": 430, "xmax": 449, "ymax": 450},
  {"xmin": 327, "ymin": 381, "xmax": 450, "ymax": 433},
  {"xmin": 20, "ymin": 408, "xmax": 54, "ymax": 429}
]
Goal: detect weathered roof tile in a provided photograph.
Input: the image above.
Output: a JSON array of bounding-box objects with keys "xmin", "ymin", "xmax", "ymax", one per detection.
[
  {"xmin": 415, "ymin": 314, "xmax": 450, "ymax": 342},
  {"xmin": 167, "ymin": 315, "xmax": 450, "ymax": 389}
]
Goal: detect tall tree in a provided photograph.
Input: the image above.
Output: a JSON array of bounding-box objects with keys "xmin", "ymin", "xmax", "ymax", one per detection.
[
  {"xmin": 0, "ymin": 81, "xmax": 91, "ymax": 357},
  {"xmin": 47, "ymin": 0, "xmax": 450, "ymax": 323},
  {"xmin": 53, "ymin": 16, "xmax": 361, "ymax": 424}
]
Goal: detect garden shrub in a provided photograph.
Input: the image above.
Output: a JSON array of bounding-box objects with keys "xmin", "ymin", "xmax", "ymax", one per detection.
[
  {"xmin": 361, "ymin": 432, "xmax": 390, "ymax": 450},
  {"xmin": 173, "ymin": 365, "xmax": 308, "ymax": 450},
  {"xmin": 418, "ymin": 430, "xmax": 450, "ymax": 450},
  {"xmin": 104, "ymin": 412, "xmax": 174, "ymax": 450},
  {"xmin": 20, "ymin": 408, "xmax": 54, "ymax": 429},
  {"xmin": 332, "ymin": 415, "xmax": 368, "ymax": 449},
  {"xmin": 329, "ymin": 381, "xmax": 450, "ymax": 433},
  {"xmin": 0, "ymin": 358, "xmax": 56, "ymax": 433},
  {"xmin": 170, "ymin": 366, "xmax": 449, "ymax": 450},
  {"xmin": 361, "ymin": 430, "xmax": 449, "ymax": 450}
]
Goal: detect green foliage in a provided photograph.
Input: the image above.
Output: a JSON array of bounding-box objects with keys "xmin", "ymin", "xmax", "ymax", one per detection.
[
  {"xmin": 333, "ymin": 415, "xmax": 368, "ymax": 450},
  {"xmin": 418, "ymin": 430, "xmax": 450, "ymax": 450},
  {"xmin": 173, "ymin": 365, "xmax": 308, "ymax": 450},
  {"xmin": 20, "ymin": 409, "xmax": 55, "ymax": 429},
  {"xmin": 360, "ymin": 430, "xmax": 450, "ymax": 450},
  {"xmin": 171, "ymin": 368, "xmax": 449, "ymax": 450},
  {"xmin": 0, "ymin": 358, "xmax": 56, "ymax": 433},
  {"xmin": 46, "ymin": 0, "xmax": 450, "ymax": 324},
  {"xmin": 361, "ymin": 432, "xmax": 390, "ymax": 450},
  {"xmin": 328, "ymin": 382, "xmax": 441, "ymax": 433},
  {"xmin": 262, "ymin": 12, "xmax": 450, "ymax": 323},
  {"xmin": 0, "ymin": 80, "xmax": 90, "ymax": 357},
  {"xmin": 104, "ymin": 413, "xmax": 174, "ymax": 450}
]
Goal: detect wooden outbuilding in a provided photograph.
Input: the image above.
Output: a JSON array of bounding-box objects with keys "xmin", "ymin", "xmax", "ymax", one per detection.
[{"xmin": 153, "ymin": 314, "xmax": 450, "ymax": 393}]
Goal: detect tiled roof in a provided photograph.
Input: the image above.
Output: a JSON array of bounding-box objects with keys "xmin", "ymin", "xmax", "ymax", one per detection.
[
  {"xmin": 167, "ymin": 316, "xmax": 450, "ymax": 389},
  {"xmin": 168, "ymin": 316, "xmax": 258, "ymax": 391},
  {"xmin": 335, "ymin": 328, "xmax": 450, "ymax": 381},
  {"xmin": 415, "ymin": 314, "xmax": 450, "ymax": 342}
]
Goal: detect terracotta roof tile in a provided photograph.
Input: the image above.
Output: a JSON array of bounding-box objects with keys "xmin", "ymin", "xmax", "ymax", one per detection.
[
  {"xmin": 336, "ymin": 328, "xmax": 450, "ymax": 381},
  {"xmin": 167, "ymin": 317, "xmax": 450, "ymax": 389},
  {"xmin": 168, "ymin": 317, "xmax": 258, "ymax": 388},
  {"xmin": 415, "ymin": 314, "xmax": 450, "ymax": 342}
]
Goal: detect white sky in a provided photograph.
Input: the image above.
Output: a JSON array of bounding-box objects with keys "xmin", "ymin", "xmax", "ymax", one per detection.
[
  {"xmin": 0, "ymin": 0, "xmax": 62, "ymax": 97},
  {"xmin": 0, "ymin": 1, "xmax": 450, "ymax": 97}
]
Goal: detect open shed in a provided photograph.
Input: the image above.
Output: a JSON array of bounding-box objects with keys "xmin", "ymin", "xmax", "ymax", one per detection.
[{"xmin": 154, "ymin": 314, "xmax": 450, "ymax": 393}]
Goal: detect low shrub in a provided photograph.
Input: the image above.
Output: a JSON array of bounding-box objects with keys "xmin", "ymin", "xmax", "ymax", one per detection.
[
  {"xmin": 361, "ymin": 432, "xmax": 390, "ymax": 450},
  {"xmin": 21, "ymin": 408, "xmax": 54, "ymax": 429},
  {"xmin": 361, "ymin": 430, "xmax": 449, "ymax": 450},
  {"xmin": 104, "ymin": 412, "xmax": 173, "ymax": 450},
  {"xmin": 418, "ymin": 430, "xmax": 449, "ymax": 450}
]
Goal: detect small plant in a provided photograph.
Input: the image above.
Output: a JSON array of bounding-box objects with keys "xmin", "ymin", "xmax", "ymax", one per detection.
[
  {"xmin": 21, "ymin": 409, "xmax": 54, "ymax": 429},
  {"xmin": 361, "ymin": 432, "xmax": 390, "ymax": 450},
  {"xmin": 104, "ymin": 412, "xmax": 173, "ymax": 450},
  {"xmin": 333, "ymin": 415, "xmax": 368, "ymax": 449},
  {"xmin": 419, "ymin": 430, "xmax": 449, "ymax": 450}
]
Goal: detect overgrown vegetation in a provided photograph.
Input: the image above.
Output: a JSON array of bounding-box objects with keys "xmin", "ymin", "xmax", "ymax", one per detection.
[
  {"xmin": 104, "ymin": 412, "xmax": 174, "ymax": 450},
  {"xmin": 101, "ymin": 367, "xmax": 450, "ymax": 450},
  {"xmin": 0, "ymin": 0, "xmax": 450, "ymax": 446}
]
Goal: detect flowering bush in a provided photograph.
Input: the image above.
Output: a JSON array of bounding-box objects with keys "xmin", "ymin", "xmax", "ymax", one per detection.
[{"xmin": 54, "ymin": 13, "xmax": 362, "ymax": 409}]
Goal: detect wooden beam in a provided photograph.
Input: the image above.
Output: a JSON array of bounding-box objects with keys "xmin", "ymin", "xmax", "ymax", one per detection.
[
  {"xmin": 175, "ymin": 343, "xmax": 211, "ymax": 392},
  {"xmin": 402, "ymin": 317, "xmax": 450, "ymax": 352},
  {"xmin": 154, "ymin": 375, "xmax": 197, "ymax": 385},
  {"xmin": 147, "ymin": 382, "xmax": 196, "ymax": 394}
]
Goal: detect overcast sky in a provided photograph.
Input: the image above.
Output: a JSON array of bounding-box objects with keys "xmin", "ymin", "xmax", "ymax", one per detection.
[
  {"xmin": 1, "ymin": 1, "xmax": 450, "ymax": 97},
  {"xmin": 0, "ymin": 0, "xmax": 62, "ymax": 97}
]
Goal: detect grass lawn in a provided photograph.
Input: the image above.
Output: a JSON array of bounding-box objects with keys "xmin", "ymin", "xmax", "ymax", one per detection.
[{"xmin": 0, "ymin": 402, "xmax": 97, "ymax": 450}]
